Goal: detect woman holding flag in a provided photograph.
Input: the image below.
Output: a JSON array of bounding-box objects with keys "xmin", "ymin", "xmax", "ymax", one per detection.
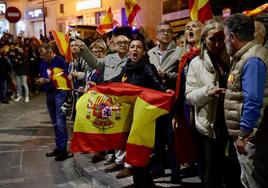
[{"xmin": 104, "ymin": 34, "xmax": 169, "ymax": 187}]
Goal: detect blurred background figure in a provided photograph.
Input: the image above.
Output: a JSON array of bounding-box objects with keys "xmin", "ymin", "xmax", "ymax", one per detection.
[
  {"xmin": 175, "ymin": 32, "xmax": 185, "ymax": 47},
  {"xmin": 89, "ymin": 39, "xmax": 107, "ymax": 58},
  {"xmin": 13, "ymin": 45, "xmax": 30, "ymax": 102},
  {"xmin": 254, "ymin": 21, "xmax": 267, "ymax": 46},
  {"xmin": 0, "ymin": 48, "xmax": 11, "ymax": 104}
]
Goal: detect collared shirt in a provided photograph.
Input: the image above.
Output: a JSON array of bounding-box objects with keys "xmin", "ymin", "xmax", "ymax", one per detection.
[
  {"xmin": 240, "ymin": 57, "xmax": 267, "ymax": 132},
  {"xmin": 156, "ymin": 47, "xmax": 166, "ymax": 65}
]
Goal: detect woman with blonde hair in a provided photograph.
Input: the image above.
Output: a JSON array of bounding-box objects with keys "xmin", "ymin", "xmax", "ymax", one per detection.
[{"xmin": 185, "ymin": 19, "xmax": 242, "ymax": 188}]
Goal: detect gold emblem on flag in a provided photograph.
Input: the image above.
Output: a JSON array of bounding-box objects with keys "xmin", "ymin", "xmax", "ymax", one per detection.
[{"xmin": 86, "ymin": 91, "xmax": 122, "ymax": 130}]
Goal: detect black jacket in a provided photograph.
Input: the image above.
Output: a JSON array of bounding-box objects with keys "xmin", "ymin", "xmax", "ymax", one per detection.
[
  {"xmin": 0, "ymin": 56, "xmax": 11, "ymax": 79},
  {"xmin": 106, "ymin": 57, "xmax": 166, "ymax": 92}
]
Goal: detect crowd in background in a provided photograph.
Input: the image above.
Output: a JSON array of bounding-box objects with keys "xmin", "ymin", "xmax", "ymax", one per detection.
[{"xmin": 1, "ymin": 13, "xmax": 268, "ymax": 188}]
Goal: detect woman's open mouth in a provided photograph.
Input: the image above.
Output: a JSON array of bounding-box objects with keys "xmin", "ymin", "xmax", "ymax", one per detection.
[
  {"xmin": 188, "ymin": 31, "xmax": 194, "ymax": 39},
  {"xmin": 131, "ymin": 52, "xmax": 138, "ymax": 61}
]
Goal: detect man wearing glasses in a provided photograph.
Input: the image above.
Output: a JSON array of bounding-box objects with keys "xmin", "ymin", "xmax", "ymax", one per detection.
[
  {"xmin": 79, "ymin": 34, "xmax": 129, "ymax": 81},
  {"xmin": 148, "ymin": 20, "xmax": 183, "ymax": 183}
]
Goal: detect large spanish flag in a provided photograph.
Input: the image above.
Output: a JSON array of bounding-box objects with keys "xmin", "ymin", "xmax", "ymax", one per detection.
[
  {"xmin": 189, "ymin": 0, "xmax": 213, "ymax": 23},
  {"xmin": 48, "ymin": 67, "xmax": 72, "ymax": 90},
  {"xmin": 243, "ymin": 3, "xmax": 268, "ymax": 17},
  {"xmin": 71, "ymin": 83, "xmax": 174, "ymax": 167},
  {"xmin": 125, "ymin": 0, "xmax": 141, "ymax": 26},
  {"xmin": 96, "ymin": 7, "xmax": 118, "ymax": 35}
]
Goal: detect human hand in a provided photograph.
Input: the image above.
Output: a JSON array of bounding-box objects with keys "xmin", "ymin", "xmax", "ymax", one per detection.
[
  {"xmin": 208, "ymin": 87, "xmax": 226, "ymax": 97},
  {"xmin": 158, "ymin": 70, "xmax": 167, "ymax": 79},
  {"xmin": 166, "ymin": 89, "xmax": 174, "ymax": 94},
  {"xmin": 76, "ymin": 39, "xmax": 86, "ymax": 49},
  {"xmin": 235, "ymin": 137, "xmax": 248, "ymax": 155},
  {"xmin": 35, "ymin": 77, "xmax": 49, "ymax": 86},
  {"xmin": 71, "ymin": 70, "xmax": 78, "ymax": 78},
  {"xmin": 68, "ymin": 74, "xmax": 73, "ymax": 80},
  {"xmin": 85, "ymin": 81, "xmax": 96, "ymax": 92}
]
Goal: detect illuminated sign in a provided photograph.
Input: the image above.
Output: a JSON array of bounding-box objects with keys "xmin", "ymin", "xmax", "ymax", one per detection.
[
  {"xmin": 76, "ymin": 0, "xmax": 101, "ymax": 11},
  {"xmin": 25, "ymin": 8, "xmax": 44, "ymax": 20},
  {"xmin": 0, "ymin": 3, "xmax": 6, "ymax": 15}
]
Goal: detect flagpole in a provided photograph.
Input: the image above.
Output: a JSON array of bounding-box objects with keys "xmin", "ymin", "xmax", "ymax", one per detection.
[{"xmin": 42, "ymin": 0, "xmax": 47, "ymax": 38}]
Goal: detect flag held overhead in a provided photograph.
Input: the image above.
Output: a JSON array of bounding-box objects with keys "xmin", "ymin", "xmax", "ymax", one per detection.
[
  {"xmin": 189, "ymin": 0, "xmax": 213, "ymax": 23},
  {"xmin": 125, "ymin": 0, "xmax": 141, "ymax": 26},
  {"xmin": 96, "ymin": 7, "xmax": 118, "ymax": 35}
]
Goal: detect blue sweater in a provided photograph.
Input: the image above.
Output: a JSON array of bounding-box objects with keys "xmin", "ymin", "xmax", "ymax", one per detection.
[
  {"xmin": 241, "ymin": 57, "xmax": 267, "ymax": 133},
  {"xmin": 39, "ymin": 55, "xmax": 68, "ymax": 93}
]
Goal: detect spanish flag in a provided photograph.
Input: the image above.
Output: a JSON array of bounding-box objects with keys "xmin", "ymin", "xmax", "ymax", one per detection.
[
  {"xmin": 71, "ymin": 83, "xmax": 174, "ymax": 167},
  {"xmin": 243, "ymin": 3, "xmax": 268, "ymax": 17},
  {"xmin": 125, "ymin": 0, "xmax": 141, "ymax": 26},
  {"xmin": 96, "ymin": 7, "xmax": 118, "ymax": 35},
  {"xmin": 48, "ymin": 67, "xmax": 72, "ymax": 90},
  {"xmin": 51, "ymin": 30, "xmax": 72, "ymax": 63},
  {"xmin": 189, "ymin": 0, "xmax": 213, "ymax": 23}
]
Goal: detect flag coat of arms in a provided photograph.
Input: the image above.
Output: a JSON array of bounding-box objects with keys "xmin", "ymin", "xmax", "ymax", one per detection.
[{"xmin": 71, "ymin": 83, "xmax": 174, "ymax": 167}]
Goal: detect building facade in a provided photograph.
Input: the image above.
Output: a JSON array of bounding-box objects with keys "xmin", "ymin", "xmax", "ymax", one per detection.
[{"xmin": 2, "ymin": 0, "xmax": 267, "ymax": 42}]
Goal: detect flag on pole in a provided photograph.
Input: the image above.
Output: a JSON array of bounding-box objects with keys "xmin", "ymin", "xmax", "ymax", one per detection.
[
  {"xmin": 71, "ymin": 83, "xmax": 174, "ymax": 167},
  {"xmin": 47, "ymin": 67, "xmax": 72, "ymax": 90},
  {"xmin": 96, "ymin": 7, "xmax": 118, "ymax": 35},
  {"xmin": 51, "ymin": 30, "xmax": 72, "ymax": 63},
  {"xmin": 51, "ymin": 30, "xmax": 69, "ymax": 56},
  {"xmin": 243, "ymin": 3, "xmax": 268, "ymax": 17},
  {"xmin": 125, "ymin": 0, "xmax": 141, "ymax": 26},
  {"xmin": 189, "ymin": 0, "xmax": 213, "ymax": 23}
]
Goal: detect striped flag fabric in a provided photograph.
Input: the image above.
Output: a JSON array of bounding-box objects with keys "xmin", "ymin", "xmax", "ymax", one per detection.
[
  {"xmin": 96, "ymin": 7, "xmax": 118, "ymax": 35},
  {"xmin": 47, "ymin": 67, "xmax": 72, "ymax": 90},
  {"xmin": 51, "ymin": 30, "xmax": 71, "ymax": 62},
  {"xmin": 71, "ymin": 83, "xmax": 174, "ymax": 167},
  {"xmin": 189, "ymin": 0, "xmax": 213, "ymax": 23},
  {"xmin": 51, "ymin": 30, "xmax": 69, "ymax": 56},
  {"xmin": 125, "ymin": 0, "xmax": 141, "ymax": 26},
  {"xmin": 243, "ymin": 3, "xmax": 268, "ymax": 17}
]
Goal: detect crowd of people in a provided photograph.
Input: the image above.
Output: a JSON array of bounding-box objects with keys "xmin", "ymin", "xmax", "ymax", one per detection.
[
  {"xmin": 0, "ymin": 33, "xmax": 42, "ymax": 104},
  {"xmin": 1, "ymin": 13, "xmax": 268, "ymax": 188}
]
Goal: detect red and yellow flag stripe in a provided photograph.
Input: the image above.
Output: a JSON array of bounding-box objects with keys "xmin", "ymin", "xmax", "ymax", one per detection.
[
  {"xmin": 189, "ymin": 0, "xmax": 213, "ymax": 23},
  {"xmin": 243, "ymin": 3, "xmax": 268, "ymax": 17},
  {"xmin": 49, "ymin": 67, "xmax": 72, "ymax": 90}
]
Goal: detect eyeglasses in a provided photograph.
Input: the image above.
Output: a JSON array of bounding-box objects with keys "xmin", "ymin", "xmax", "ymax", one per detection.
[
  {"xmin": 92, "ymin": 49, "xmax": 103, "ymax": 54},
  {"xmin": 158, "ymin": 29, "xmax": 172, "ymax": 34},
  {"xmin": 116, "ymin": 41, "xmax": 129, "ymax": 46}
]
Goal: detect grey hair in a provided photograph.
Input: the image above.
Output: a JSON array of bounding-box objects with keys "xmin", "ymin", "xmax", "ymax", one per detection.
[
  {"xmin": 156, "ymin": 20, "xmax": 173, "ymax": 33},
  {"xmin": 199, "ymin": 18, "xmax": 225, "ymax": 59},
  {"xmin": 224, "ymin": 13, "xmax": 254, "ymax": 41}
]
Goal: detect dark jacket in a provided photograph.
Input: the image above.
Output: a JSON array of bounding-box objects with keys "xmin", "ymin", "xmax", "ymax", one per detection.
[
  {"xmin": 0, "ymin": 56, "xmax": 11, "ymax": 79},
  {"xmin": 13, "ymin": 51, "xmax": 28, "ymax": 76},
  {"xmin": 106, "ymin": 57, "xmax": 166, "ymax": 92}
]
